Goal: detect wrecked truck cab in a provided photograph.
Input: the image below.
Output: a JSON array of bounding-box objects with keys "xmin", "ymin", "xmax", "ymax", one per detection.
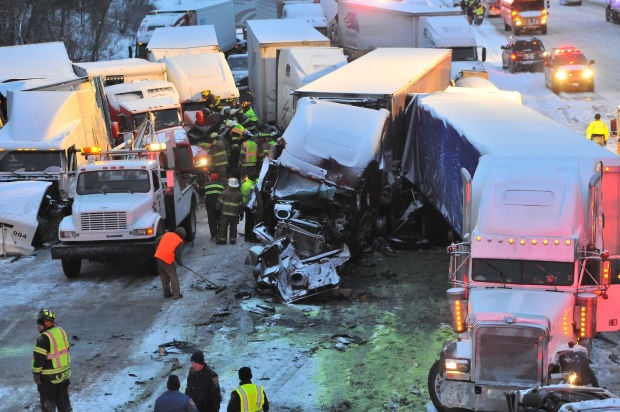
[{"xmin": 250, "ymin": 98, "xmax": 390, "ymax": 302}]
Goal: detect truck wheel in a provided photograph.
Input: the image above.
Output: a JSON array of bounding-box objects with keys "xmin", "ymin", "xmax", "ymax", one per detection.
[
  {"xmin": 508, "ymin": 62, "xmax": 516, "ymax": 73},
  {"xmin": 504, "ymin": 21, "xmax": 510, "ymax": 31},
  {"xmin": 147, "ymin": 258, "xmax": 158, "ymax": 276},
  {"xmin": 428, "ymin": 360, "xmax": 446, "ymax": 411},
  {"xmin": 541, "ymin": 26, "xmax": 547, "ymax": 34},
  {"xmin": 428, "ymin": 361, "xmax": 473, "ymax": 412},
  {"xmin": 183, "ymin": 204, "xmax": 197, "ymax": 241},
  {"xmin": 61, "ymin": 259, "xmax": 82, "ymax": 278}
]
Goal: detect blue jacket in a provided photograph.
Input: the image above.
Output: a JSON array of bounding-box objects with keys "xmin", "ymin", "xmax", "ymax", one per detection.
[{"xmin": 154, "ymin": 390, "xmax": 198, "ymax": 412}]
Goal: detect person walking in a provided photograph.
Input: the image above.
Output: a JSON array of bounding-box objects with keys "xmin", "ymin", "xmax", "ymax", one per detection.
[
  {"xmin": 154, "ymin": 227, "xmax": 186, "ymax": 299},
  {"xmin": 586, "ymin": 113, "xmax": 610, "ymax": 147},
  {"xmin": 241, "ymin": 172, "xmax": 259, "ymax": 243},
  {"xmin": 185, "ymin": 351, "xmax": 222, "ymax": 412},
  {"xmin": 155, "ymin": 375, "xmax": 198, "ymax": 412},
  {"xmin": 204, "ymin": 173, "xmax": 226, "ymax": 241},
  {"xmin": 226, "ymin": 367, "xmax": 269, "ymax": 412},
  {"xmin": 32, "ymin": 308, "xmax": 72, "ymax": 412},
  {"xmin": 217, "ymin": 178, "xmax": 244, "ymax": 245}
]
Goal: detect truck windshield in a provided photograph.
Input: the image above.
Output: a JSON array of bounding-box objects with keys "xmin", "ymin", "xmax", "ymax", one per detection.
[
  {"xmin": 451, "ymin": 47, "xmax": 478, "ymax": 62},
  {"xmin": 77, "ymin": 170, "xmax": 151, "ymax": 194},
  {"xmin": 0, "ymin": 150, "xmax": 64, "ymax": 173},
  {"xmin": 471, "ymin": 258, "xmax": 574, "ymax": 286}
]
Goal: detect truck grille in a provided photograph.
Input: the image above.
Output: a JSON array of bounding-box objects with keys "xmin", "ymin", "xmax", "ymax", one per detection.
[
  {"xmin": 474, "ymin": 326, "xmax": 544, "ymax": 385},
  {"xmin": 80, "ymin": 212, "xmax": 128, "ymax": 231},
  {"xmin": 274, "ymin": 221, "xmax": 325, "ymax": 258}
]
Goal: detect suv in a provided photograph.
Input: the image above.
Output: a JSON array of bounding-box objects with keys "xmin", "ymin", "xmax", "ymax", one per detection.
[
  {"xmin": 501, "ymin": 37, "xmax": 546, "ymax": 73},
  {"xmin": 544, "ymin": 46, "xmax": 595, "ymax": 93}
]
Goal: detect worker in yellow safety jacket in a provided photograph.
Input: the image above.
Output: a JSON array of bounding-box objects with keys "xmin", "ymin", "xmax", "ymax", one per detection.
[
  {"xmin": 32, "ymin": 308, "xmax": 72, "ymax": 412},
  {"xmin": 586, "ymin": 113, "xmax": 610, "ymax": 147},
  {"xmin": 239, "ymin": 139, "xmax": 258, "ymax": 180},
  {"xmin": 227, "ymin": 367, "xmax": 269, "ymax": 412}
]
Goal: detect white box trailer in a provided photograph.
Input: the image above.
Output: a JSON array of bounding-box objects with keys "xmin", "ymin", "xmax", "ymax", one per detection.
[
  {"xmin": 294, "ymin": 47, "xmax": 452, "ymax": 167},
  {"xmin": 246, "ymin": 18, "xmax": 330, "ymax": 123},
  {"xmin": 276, "ymin": 46, "xmax": 347, "ymax": 128},
  {"xmin": 72, "ymin": 58, "xmax": 168, "ymax": 84},
  {"xmin": 336, "ymin": 0, "xmax": 462, "ymax": 60},
  {"xmin": 139, "ymin": 0, "xmax": 237, "ymax": 55},
  {"xmin": 147, "ymin": 25, "xmax": 221, "ymax": 61}
]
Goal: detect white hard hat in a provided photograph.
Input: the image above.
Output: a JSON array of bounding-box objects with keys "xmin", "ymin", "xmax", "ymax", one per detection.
[
  {"xmin": 225, "ymin": 119, "xmax": 236, "ymax": 128},
  {"xmin": 228, "ymin": 177, "xmax": 240, "ymax": 188}
]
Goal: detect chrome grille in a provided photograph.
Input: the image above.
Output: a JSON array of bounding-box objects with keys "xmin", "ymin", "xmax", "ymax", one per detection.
[{"xmin": 80, "ymin": 212, "xmax": 128, "ymax": 231}]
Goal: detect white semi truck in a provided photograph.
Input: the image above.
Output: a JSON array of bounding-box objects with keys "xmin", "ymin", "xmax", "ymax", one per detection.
[
  {"xmin": 51, "ymin": 119, "xmax": 200, "ymax": 278},
  {"xmin": 0, "ymin": 43, "xmax": 113, "ymax": 256},
  {"xmin": 410, "ymin": 87, "xmax": 620, "ymax": 411},
  {"xmin": 332, "ymin": 0, "xmax": 487, "ymax": 79},
  {"xmin": 135, "ymin": 0, "xmax": 237, "ymax": 59}
]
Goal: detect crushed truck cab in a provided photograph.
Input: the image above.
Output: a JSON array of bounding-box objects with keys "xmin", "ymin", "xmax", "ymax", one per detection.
[{"xmin": 51, "ymin": 135, "xmax": 200, "ymax": 278}]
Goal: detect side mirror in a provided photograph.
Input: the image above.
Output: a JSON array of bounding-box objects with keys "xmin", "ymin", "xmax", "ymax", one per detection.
[{"xmin": 546, "ymin": 0, "xmax": 550, "ymax": 7}]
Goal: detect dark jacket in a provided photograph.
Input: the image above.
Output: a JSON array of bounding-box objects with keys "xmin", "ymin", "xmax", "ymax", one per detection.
[
  {"xmin": 226, "ymin": 380, "xmax": 269, "ymax": 412},
  {"xmin": 185, "ymin": 366, "xmax": 221, "ymax": 412},
  {"xmin": 154, "ymin": 390, "xmax": 198, "ymax": 412},
  {"xmin": 217, "ymin": 187, "xmax": 243, "ymax": 217}
]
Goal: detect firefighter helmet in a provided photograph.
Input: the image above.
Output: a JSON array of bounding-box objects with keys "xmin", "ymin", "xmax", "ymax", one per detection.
[
  {"xmin": 37, "ymin": 308, "xmax": 56, "ymax": 323},
  {"xmin": 228, "ymin": 177, "xmax": 240, "ymax": 188},
  {"xmin": 201, "ymin": 89, "xmax": 211, "ymax": 99},
  {"xmin": 241, "ymin": 101, "xmax": 251, "ymax": 110}
]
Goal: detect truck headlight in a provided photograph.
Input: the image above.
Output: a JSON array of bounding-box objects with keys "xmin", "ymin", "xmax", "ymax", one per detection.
[
  {"xmin": 445, "ymin": 358, "xmax": 470, "ymax": 373},
  {"xmin": 555, "ymin": 70, "xmax": 568, "ymax": 81},
  {"xmin": 131, "ymin": 227, "xmax": 155, "ymax": 236},
  {"xmin": 582, "ymin": 68, "xmax": 593, "ymax": 79},
  {"xmin": 59, "ymin": 231, "xmax": 77, "ymax": 239}
]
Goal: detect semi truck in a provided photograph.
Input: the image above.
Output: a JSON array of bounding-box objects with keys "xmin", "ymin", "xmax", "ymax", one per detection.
[
  {"xmin": 146, "ymin": 25, "xmax": 222, "ymax": 61},
  {"xmin": 135, "ymin": 0, "xmax": 236, "ymax": 59},
  {"xmin": 72, "ymin": 58, "xmax": 167, "ymax": 85},
  {"xmin": 293, "ymin": 47, "xmax": 452, "ymax": 171},
  {"xmin": 333, "ymin": 0, "xmax": 485, "ymax": 76},
  {"xmin": 275, "ymin": 46, "xmax": 348, "ymax": 129},
  {"xmin": 0, "ymin": 43, "xmax": 113, "ymax": 256},
  {"xmin": 246, "ymin": 18, "xmax": 331, "ymax": 124},
  {"xmin": 51, "ymin": 119, "xmax": 200, "ymax": 278},
  {"xmin": 248, "ymin": 48, "xmax": 452, "ymax": 302},
  {"xmin": 409, "ymin": 87, "xmax": 620, "ymax": 411}
]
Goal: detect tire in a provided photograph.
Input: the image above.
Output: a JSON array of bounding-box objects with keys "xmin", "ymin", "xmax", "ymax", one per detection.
[
  {"xmin": 509, "ymin": 62, "xmax": 516, "ymax": 73},
  {"xmin": 147, "ymin": 257, "xmax": 158, "ymax": 276},
  {"xmin": 428, "ymin": 360, "xmax": 446, "ymax": 411},
  {"xmin": 62, "ymin": 259, "xmax": 81, "ymax": 278},
  {"xmin": 541, "ymin": 26, "xmax": 547, "ymax": 34},
  {"xmin": 504, "ymin": 21, "xmax": 510, "ymax": 31},
  {"xmin": 182, "ymin": 203, "xmax": 197, "ymax": 241}
]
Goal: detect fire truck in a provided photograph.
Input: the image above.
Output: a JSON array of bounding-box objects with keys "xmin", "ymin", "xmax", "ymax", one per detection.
[{"xmin": 51, "ymin": 119, "xmax": 200, "ymax": 277}]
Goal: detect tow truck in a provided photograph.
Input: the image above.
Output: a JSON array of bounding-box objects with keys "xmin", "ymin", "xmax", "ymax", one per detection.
[{"xmin": 51, "ymin": 118, "xmax": 200, "ymax": 277}]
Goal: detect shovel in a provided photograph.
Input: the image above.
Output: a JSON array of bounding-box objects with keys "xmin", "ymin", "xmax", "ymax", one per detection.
[{"xmin": 179, "ymin": 263, "xmax": 227, "ymax": 294}]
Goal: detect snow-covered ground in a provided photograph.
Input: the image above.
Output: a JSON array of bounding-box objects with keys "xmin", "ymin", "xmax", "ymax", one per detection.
[{"xmin": 2, "ymin": 1, "xmax": 620, "ymax": 411}]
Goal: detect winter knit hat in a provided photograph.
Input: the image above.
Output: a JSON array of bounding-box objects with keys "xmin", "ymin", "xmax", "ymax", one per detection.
[{"xmin": 191, "ymin": 350, "xmax": 205, "ymax": 365}]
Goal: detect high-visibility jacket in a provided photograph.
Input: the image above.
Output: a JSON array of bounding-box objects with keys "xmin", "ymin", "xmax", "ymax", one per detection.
[
  {"xmin": 154, "ymin": 232, "xmax": 183, "ymax": 264},
  {"xmin": 241, "ymin": 177, "xmax": 257, "ymax": 205},
  {"xmin": 586, "ymin": 120, "xmax": 609, "ymax": 140},
  {"xmin": 204, "ymin": 182, "xmax": 226, "ymax": 209},
  {"xmin": 240, "ymin": 140, "xmax": 258, "ymax": 167},
  {"xmin": 33, "ymin": 326, "xmax": 71, "ymax": 384},
  {"xmin": 234, "ymin": 383, "xmax": 266, "ymax": 412},
  {"xmin": 210, "ymin": 139, "xmax": 228, "ymax": 168},
  {"xmin": 218, "ymin": 187, "xmax": 243, "ymax": 217}
]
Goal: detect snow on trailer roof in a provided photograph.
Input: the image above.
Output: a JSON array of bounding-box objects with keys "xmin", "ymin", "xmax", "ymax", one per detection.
[
  {"xmin": 0, "ymin": 42, "xmax": 77, "ymax": 95},
  {"xmin": 296, "ymin": 48, "xmax": 451, "ymax": 96},
  {"xmin": 147, "ymin": 25, "xmax": 220, "ymax": 51},
  {"xmin": 338, "ymin": 0, "xmax": 461, "ymax": 15},
  {"xmin": 418, "ymin": 87, "xmax": 618, "ymax": 160},
  {"xmin": 155, "ymin": 0, "xmax": 231, "ymax": 12},
  {"xmin": 72, "ymin": 58, "xmax": 166, "ymax": 79},
  {"xmin": 246, "ymin": 18, "xmax": 329, "ymax": 45},
  {"xmin": 0, "ymin": 90, "xmax": 84, "ymax": 150}
]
